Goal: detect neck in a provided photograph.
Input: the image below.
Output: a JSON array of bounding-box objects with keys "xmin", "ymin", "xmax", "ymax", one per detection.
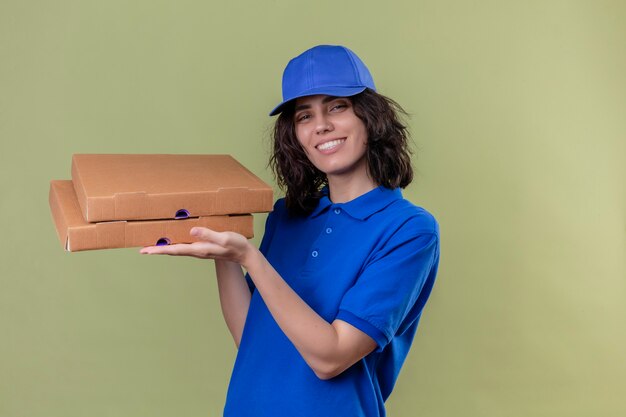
[{"xmin": 327, "ymin": 171, "xmax": 377, "ymax": 204}]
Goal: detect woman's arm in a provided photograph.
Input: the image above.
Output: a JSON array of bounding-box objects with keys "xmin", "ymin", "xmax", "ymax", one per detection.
[
  {"xmin": 243, "ymin": 246, "xmax": 377, "ymax": 379},
  {"xmin": 140, "ymin": 227, "xmax": 377, "ymax": 380},
  {"xmin": 214, "ymin": 260, "xmax": 251, "ymax": 348}
]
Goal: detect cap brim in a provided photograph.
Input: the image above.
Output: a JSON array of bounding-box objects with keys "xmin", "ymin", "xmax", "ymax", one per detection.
[{"xmin": 269, "ymin": 86, "xmax": 368, "ymax": 116}]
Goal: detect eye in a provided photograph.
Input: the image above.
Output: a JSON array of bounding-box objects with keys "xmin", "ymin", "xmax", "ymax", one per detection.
[
  {"xmin": 295, "ymin": 113, "xmax": 311, "ymax": 122},
  {"xmin": 330, "ymin": 103, "xmax": 348, "ymax": 112}
]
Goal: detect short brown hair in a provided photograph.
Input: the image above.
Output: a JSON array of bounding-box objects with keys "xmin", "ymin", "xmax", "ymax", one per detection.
[{"xmin": 269, "ymin": 89, "xmax": 413, "ymax": 216}]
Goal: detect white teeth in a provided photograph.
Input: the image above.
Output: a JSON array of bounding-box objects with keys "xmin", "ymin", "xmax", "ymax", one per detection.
[{"xmin": 317, "ymin": 139, "xmax": 345, "ymax": 151}]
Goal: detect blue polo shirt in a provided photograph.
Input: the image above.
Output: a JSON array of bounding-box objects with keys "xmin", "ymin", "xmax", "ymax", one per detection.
[{"xmin": 224, "ymin": 186, "xmax": 440, "ymax": 417}]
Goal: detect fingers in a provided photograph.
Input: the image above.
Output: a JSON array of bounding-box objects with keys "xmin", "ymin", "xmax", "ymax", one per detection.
[
  {"xmin": 140, "ymin": 243, "xmax": 195, "ymax": 256},
  {"xmin": 139, "ymin": 227, "xmax": 244, "ymax": 260},
  {"xmin": 138, "ymin": 228, "xmax": 223, "ymax": 256},
  {"xmin": 140, "ymin": 241, "xmax": 227, "ymax": 258}
]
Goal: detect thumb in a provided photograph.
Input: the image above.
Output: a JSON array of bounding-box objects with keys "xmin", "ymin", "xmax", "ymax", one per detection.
[{"xmin": 190, "ymin": 226, "xmax": 220, "ymax": 242}]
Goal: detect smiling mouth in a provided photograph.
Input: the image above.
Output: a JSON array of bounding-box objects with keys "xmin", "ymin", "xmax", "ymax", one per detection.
[{"xmin": 316, "ymin": 138, "xmax": 346, "ymax": 151}]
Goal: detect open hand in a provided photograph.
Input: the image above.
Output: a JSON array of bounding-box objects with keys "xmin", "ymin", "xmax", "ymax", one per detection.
[{"xmin": 140, "ymin": 227, "xmax": 253, "ymax": 265}]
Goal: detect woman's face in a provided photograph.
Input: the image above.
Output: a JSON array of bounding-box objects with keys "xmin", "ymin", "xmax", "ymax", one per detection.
[{"xmin": 293, "ymin": 94, "xmax": 369, "ymax": 181}]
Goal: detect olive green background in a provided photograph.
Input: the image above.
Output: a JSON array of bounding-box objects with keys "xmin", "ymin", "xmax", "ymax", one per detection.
[{"xmin": 1, "ymin": 1, "xmax": 624, "ymax": 416}]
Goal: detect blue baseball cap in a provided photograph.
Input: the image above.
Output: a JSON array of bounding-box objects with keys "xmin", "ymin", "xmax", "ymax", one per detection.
[{"xmin": 269, "ymin": 45, "xmax": 377, "ymax": 116}]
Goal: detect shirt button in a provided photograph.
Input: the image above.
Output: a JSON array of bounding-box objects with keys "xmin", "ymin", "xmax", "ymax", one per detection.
[
  {"xmin": 311, "ymin": 250, "xmax": 319, "ymax": 258},
  {"xmin": 325, "ymin": 227, "xmax": 332, "ymax": 234},
  {"xmin": 334, "ymin": 208, "xmax": 341, "ymax": 214}
]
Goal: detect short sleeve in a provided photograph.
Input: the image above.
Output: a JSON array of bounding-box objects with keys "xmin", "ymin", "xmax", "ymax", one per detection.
[
  {"xmin": 335, "ymin": 219, "xmax": 439, "ymax": 351},
  {"xmin": 245, "ymin": 199, "xmax": 284, "ymax": 292}
]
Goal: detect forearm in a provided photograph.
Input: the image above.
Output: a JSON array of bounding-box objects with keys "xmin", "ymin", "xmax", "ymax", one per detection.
[
  {"xmin": 243, "ymin": 247, "xmax": 373, "ymax": 379},
  {"xmin": 214, "ymin": 259, "xmax": 252, "ymax": 348},
  {"xmin": 140, "ymin": 227, "xmax": 375, "ymax": 376}
]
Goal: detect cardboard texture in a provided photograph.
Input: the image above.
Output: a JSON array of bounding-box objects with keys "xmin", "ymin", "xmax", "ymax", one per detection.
[
  {"xmin": 71, "ymin": 154, "xmax": 273, "ymax": 222},
  {"xmin": 49, "ymin": 180, "xmax": 254, "ymax": 252}
]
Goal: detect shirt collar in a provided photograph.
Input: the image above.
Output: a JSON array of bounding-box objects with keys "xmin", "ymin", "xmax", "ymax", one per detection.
[{"xmin": 310, "ymin": 185, "xmax": 402, "ymax": 220}]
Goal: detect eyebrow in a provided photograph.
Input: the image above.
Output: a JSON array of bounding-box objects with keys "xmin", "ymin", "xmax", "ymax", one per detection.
[{"xmin": 294, "ymin": 96, "xmax": 342, "ymax": 111}]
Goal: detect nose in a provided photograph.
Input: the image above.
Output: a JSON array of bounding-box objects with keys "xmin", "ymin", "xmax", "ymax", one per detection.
[{"xmin": 315, "ymin": 114, "xmax": 333, "ymax": 135}]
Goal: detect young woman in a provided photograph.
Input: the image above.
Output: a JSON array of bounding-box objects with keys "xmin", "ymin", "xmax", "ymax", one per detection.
[{"xmin": 141, "ymin": 45, "xmax": 440, "ymax": 417}]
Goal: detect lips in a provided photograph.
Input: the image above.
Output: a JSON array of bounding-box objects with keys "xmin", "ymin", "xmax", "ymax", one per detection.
[{"xmin": 316, "ymin": 138, "xmax": 346, "ymax": 151}]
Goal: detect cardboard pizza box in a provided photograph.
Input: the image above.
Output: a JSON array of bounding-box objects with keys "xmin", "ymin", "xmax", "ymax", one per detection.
[
  {"xmin": 49, "ymin": 180, "xmax": 254, "ymax": 252},
  {"xmin": 71, "ymin": 154, "xmax": 273, "ymax": 222}
]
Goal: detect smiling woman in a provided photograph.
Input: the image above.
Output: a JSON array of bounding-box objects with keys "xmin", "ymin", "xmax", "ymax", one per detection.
[
  {"xmin": 272, "ymin": 86, "xmax": 414, "ymax": 215},
  {"xmin": 292, "ymin": 95, "xmax": 371, "ymax": 193},
  {"xmin": 141, "ymin": 44, "xmax": 440, "ymax": 417}
]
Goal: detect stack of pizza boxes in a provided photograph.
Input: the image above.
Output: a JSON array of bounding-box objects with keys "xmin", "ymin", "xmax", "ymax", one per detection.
[{"xmin": 49, "ymin": 154, "xmax": 273, "ymax": 252}]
